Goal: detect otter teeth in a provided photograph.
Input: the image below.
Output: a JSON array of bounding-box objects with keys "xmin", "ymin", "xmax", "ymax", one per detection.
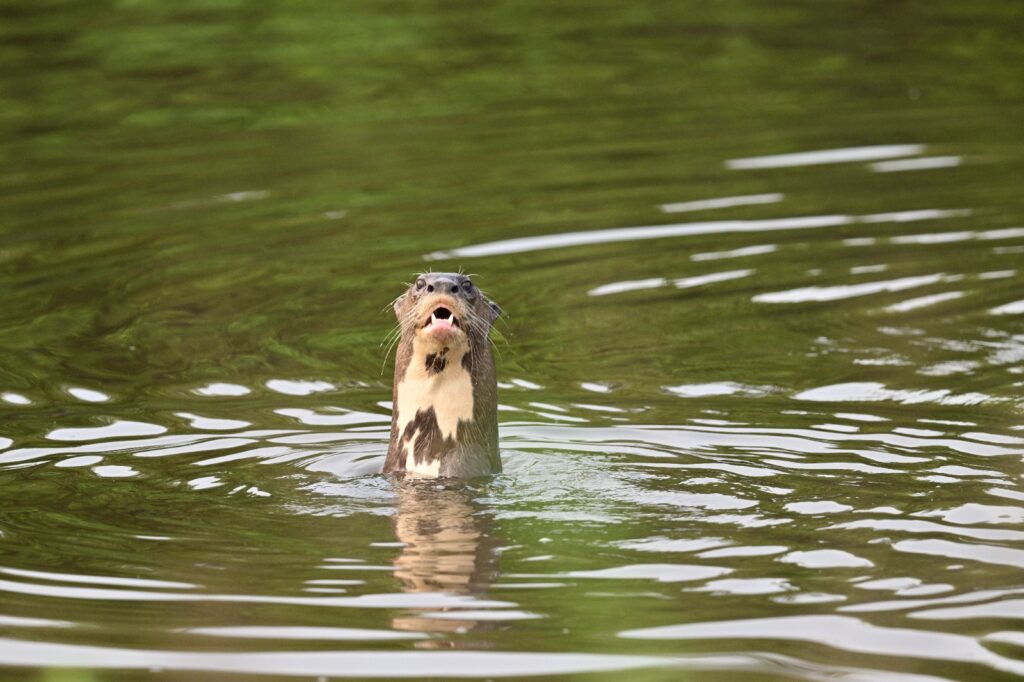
[{"xmin": 427, "ymin": 310, "xmax": 459, "ymax": 328}]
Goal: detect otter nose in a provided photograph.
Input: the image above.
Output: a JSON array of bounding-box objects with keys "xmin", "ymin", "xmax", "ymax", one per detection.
[{"xmin": 425, "ymin": 276, "xmax": 460, "ymax": 295}]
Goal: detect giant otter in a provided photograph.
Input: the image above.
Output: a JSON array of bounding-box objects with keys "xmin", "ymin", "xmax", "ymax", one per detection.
[{"xmin": 384, "ymin": 272, "xmax": 501, "ymax": 478}]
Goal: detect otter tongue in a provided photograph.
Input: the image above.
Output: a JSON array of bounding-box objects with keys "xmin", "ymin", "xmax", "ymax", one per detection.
[{"xmin": 430, "ymin": 312, "xmax": 455, "ymax": 329}]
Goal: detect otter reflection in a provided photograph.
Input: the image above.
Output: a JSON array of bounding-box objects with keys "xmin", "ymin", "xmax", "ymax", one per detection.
[{"xmin": 390, "ymin": 480, "xmax": 499, "ymax": 642}]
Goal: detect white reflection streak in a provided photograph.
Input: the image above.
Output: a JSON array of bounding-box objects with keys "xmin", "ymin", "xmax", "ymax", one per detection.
[
  {"xmin": 588, "ymin": 270, "xmax": 752, "ymax": 297},
  {"xmin": 674, "ymin": 269, "xmax": 753, "ymax": 289},
  {"xmin": 861, "ymin": 208, "xmax": 971, "ymax": 223},
  {"xmin": 829, "ymin": 519, "xmax": 1024, "ymax": 542},
  {"xmin": 0, "ymin": 577, "xmax": 513, "ymax": 609},
  {"xmin": 891, "ymin": 231, "xmax": 974, "ymax": 245},
  {"xmin": 778, "ymin": 550, "xmax": 872, "ymax": 568},
  {"xmin": 0, "ymin": 430, "xmax": 299, "ymax": 465},
  {"xmin": 520, "ymin": 564, "xmax": 732, "ymax": 583},
  {"xmin": 510, "ymin": 421, "xmax": 1016, "ymax": 463},
  {"xmin": 0, "ymin": 615, "xmax": 74, "ymax": 628},
  {"xmin": 175, "ymin": 413, "xmax": 251, "ymax": 430},
  {"xmin": 0, "ymin": 567, "xmax": 194, "ymax": 590},
  {"xmin": 429, "ymin": 215, "xmax": 848, "ymax": 260},
  {"xmin": 895, "ymin": 539, "xmax": 1024, "ymax": 569},
  {"xmin": 727, "ymin": 144, "xmax": 926, "ymax": 170},
  {"xmin": 878, "ymin": 225, "xmax": 1024, "ymax": 247},
  {"xmin": 794, "ymin": 382, "xmax": 998, "ymax": 407},
  {"xmin": 665, "ymin": 382, "xmax": 767, "ymax": 398},
  {"xmin": 991, "ymin": 300, "xmax": 1024, "ymax": 315},
  {"xmin": 692, "ymin": 244, "xmax": 777, "ymax": 261},
  {"xmin": 754, "ymin": 274, "xmax": 946, "ymax": 304},
  {"xmin": 265, "ymin": 380, "xmax": 335, "ymax": 396},
  {"xmin": 274, "ymin": 408, "xmax": 390, "ymax": 426},
  {"xmin": 886, "ymin": 291, "xmax": 964, "ymax": 313},
  {"xmin": 185, "ymin": 626, "xmax": 426, "ymax": 641},
  {"xmin": 0, "ymin": 639, "xmax": 672, "ymax": 678},
  {"xmin": 871, "ymin": 156, "xmax": 962, "ymax": 173},
  {"xmin": 134, "ymin": 438, "xmax": 256, "ymax": 459},
  {"xmin": 841, "ymin": 587, "xmax": 1024, "ymax": 614},
  {"xmin": 194, "ymin": 383, "xmax": 251, "ymax": 397},
  {"xmin": 916, "ymin": 601, "xmax": 1024, "ymax": 621},
  {"xmin": 978, "ymin": 270, "xmax": 1016, "ymax": 280},
  {"xmin": 93, "ymin": 465, "xmax": 137, "ymax": 478},
  {"xmin": 587, "ymin": 278, "xmax": 667, "ymax": 296},
  {"xmin": 68, "ymin": 388, "xmax": 110, "ymax": 403},
  {"xmin": 46, "ymin": 420, "xmax": 167, "ymax": 442},
  {"xmin": 426, "ymin": 208, "xmax": 967, "ymax": 260},
  {"xmin": 980, "ymin": 227, "xmax": 1024, "ymax": 240},
  {"xmin": 659, "ymin": 193, "xmax": 783, "ymax": 213}
]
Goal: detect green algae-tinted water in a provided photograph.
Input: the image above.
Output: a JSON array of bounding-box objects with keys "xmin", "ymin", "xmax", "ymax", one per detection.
[{"xmin": 1, "ymin": 2, "xmax": 1024, "ymax": 680}]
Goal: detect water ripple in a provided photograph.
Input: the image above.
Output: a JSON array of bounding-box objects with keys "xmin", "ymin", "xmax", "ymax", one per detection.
[{"xmin": 619, "ymin": 614, "xmax": 1024, "ymax": 676}]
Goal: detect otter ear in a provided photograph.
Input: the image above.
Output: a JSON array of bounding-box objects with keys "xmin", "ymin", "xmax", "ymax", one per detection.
[
  {"xmin": 392, "ymin": 293, "xmax": 407, "ymax": 320},
  {"xmin": 485, "ymin": 298, "xmax": 502, "ymax": 328}
]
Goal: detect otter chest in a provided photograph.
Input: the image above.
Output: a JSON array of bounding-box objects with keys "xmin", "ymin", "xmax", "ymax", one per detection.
[{"xmin": 395, "ymin": 363, "xmax": 475, "ymax": 477}]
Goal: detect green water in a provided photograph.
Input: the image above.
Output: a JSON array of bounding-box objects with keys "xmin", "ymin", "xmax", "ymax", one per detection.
[{"xmin": 2, "ymin": 1, "xmax": 1024, "ymax": 680}]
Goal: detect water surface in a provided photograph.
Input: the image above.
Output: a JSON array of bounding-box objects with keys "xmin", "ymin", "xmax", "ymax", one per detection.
[{"xmin": 2, "ymin": 2, "xmax": 1024, "ymax": 680}]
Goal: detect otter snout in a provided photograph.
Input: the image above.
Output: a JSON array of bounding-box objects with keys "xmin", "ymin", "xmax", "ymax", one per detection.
[
  {"xmin": 420, "ymin": 275, "xmax": 463, "ymax": 296},
  {"xmin": 418, "ymin": 294, "xmax": 466, "ymax": 345}
]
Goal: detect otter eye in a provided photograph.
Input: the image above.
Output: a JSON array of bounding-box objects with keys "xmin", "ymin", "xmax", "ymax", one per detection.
[
  {"xmin": 415, "ymin": 278, "xmax": 426, "ymax": 290},
  {"xmin": 461, "ymin": 280, "xmax": 473, "ymax": 292}
]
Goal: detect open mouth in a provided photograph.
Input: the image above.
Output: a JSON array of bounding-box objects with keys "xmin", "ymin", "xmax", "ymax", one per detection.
[{"xmin": 423, "ymin": 306, "xmax": 461, "ymax": 331}]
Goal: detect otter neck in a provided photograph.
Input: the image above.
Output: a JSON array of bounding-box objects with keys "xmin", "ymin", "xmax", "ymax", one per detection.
[{"xmin": 393, "ymin": 338, "xmax": 475, "ymax": 477}]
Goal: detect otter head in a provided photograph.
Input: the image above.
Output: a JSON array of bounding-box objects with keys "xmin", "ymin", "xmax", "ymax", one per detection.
[{"xmin": 393, "ymin": 272, "xmax": 501, "ymax": 359}]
